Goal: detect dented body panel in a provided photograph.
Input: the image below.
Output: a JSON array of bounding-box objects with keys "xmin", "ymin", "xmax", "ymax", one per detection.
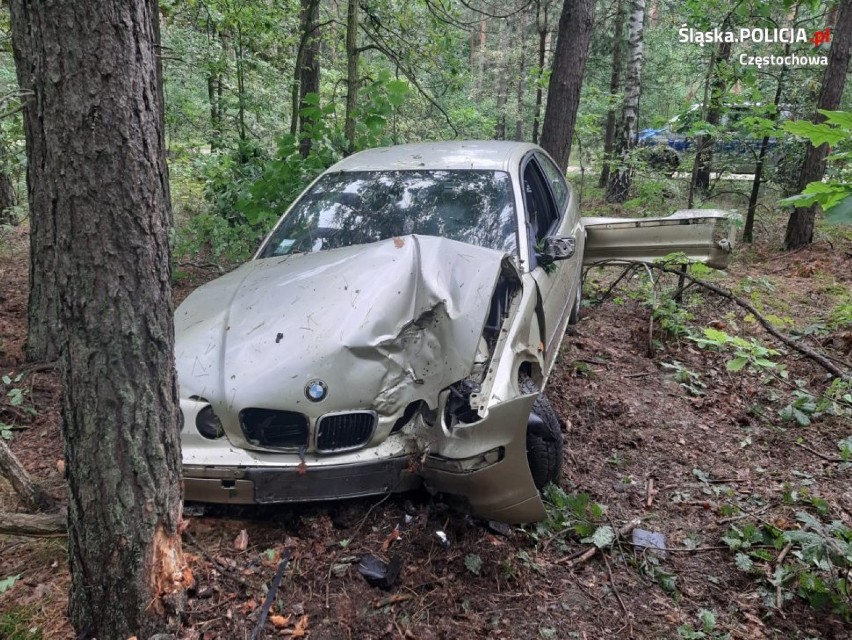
[
  {"xmin": 582, "ymin": 209, "xmax": 736, "ymax": 269},
  {"xmin": 176, "ymin": 141, "xmax": 736, "ymax": 523}
]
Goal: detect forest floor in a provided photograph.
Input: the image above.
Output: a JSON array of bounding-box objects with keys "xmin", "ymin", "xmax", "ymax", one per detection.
[{"xmin": 0, "ymin": 211, "xmax": 850, "ymax": 640}]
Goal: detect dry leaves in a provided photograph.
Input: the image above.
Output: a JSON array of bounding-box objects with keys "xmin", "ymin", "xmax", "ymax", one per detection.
[{"xmin": 233, "ymin": 529, "xmax": 249, "ymax": 551}]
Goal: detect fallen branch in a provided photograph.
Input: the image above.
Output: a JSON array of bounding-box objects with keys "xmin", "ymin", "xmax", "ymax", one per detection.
[
  {"xmin": 555, "ymin": 517, "xmax": 641, "ymax": 566},
  {"xmin": 0, "ymin": 439, "xmax": 52, "ymax": 511},
  {"xmin": 250, "ymin": 548, "xmax": 292, "ymax": 640},
  {"xmin": 599, "ymin": 260, "xmax": 850, "ymax": 380},
  {"xmin": 793, "ymin": 441, "xmax": 844, "ymax": 463},
  {"xmin": 602, "ymin": 553, "xmax": 632, "ymax": 637},
  {"xmin": 0, "ymin": 511, "xmax": 66, "ymax": 537},
  {"xmin": 775, "ymin": 542, "xmax": 793, "ymax": 610}
]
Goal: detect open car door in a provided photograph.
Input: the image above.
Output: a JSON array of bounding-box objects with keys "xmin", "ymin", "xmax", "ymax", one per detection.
[{"xmin": 582, "ymin": 209, "xmax": 737, "ymax": 270}]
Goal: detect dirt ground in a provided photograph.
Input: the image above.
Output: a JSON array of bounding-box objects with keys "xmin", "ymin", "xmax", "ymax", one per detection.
[{"xmin": 1, "ymin": 220, "xmax": 850, "ymax": 640}]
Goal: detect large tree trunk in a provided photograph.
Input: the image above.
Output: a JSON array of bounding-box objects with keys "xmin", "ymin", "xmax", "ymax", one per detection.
[
  {"xmin": 784, "ymin": 0, "xmax": 852, "ymax": 249},
  {"xmin": 598, "ymin": 0, "xmax": 625, "ymax": 188},
  {"xmin": 539, "ymin": 0, "xmax": 596, "ymax": 172},
  {"xmin": 344, "ymin": 0, "xmax": 359, "ymax": 155},
  {"xmin": 9, "ymin": 2, "xmax": 186, "ymax": 638},
  {"xmin": 12, "ymin": 21, "xmax": 60, "ymax": 361},
  {"xmin": 606, "ymin": 0, "xmax": 646, "ymax": 203}
]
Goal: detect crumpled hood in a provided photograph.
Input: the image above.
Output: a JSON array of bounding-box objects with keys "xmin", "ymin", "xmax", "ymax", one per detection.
[{"xmin": 175, "ymin": 235, "xmax": 510, "ymax": 421}]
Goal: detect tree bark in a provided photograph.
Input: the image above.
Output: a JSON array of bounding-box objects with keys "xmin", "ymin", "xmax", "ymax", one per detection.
[
  {"xmin": 540, "ymin": 0, "xmax": 596, "ymax": 172},
  {"xmin": 744, "ymin": 20, "xmax": 795, "ymax": 244},
  {"xmin": 298, "ymin": 0, "xmax": 321, "ymax": 158},
  {"xmin": 694, "ymin": 40, "xmax": 732, "ymax": 193},
  {"xmin": 531, "ymin": 1, "xmax": 552, "ymax": 145},
  {"xmin": 606, "ymin": 0, "xmax": 646, "ymax": 202},
  {"xmin": 344, "ymin": 0, "xmax": 360, "ymax": 155},
  {"xmin": 11, "ymin": 15, "xmax": 60, "ymax": 361},
  {"xmin": 0, "ymin": 511, "xmax": 66, "ymax": 537},
  {"xmin": 514, "ymin": 11, "xmax": 529, "ymax": 141},
  {"xmin": 9, "ymin": 2, "xmax": 186, "ymax": 638},
  {"xmin": 784, "ymin": 0, "xmax": 852, "ymax": 250},
  {"xmin": 599, "ymin": 0, "xmax": 625, "ymax": 188}
]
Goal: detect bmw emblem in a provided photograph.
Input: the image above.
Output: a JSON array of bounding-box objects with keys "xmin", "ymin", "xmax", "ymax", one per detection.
[{"xmin": 305, "ymin": 379, "xmax": 328, "ymax": 402}]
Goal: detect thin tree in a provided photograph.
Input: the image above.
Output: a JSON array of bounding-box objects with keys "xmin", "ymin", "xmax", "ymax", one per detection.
[
  {"xmin": 539, "ymin": 0, "xmax": 596, "ymax": 172},
  {"xmin": 784, "ymin": 0, "xmax": 852, "ymax": 249},
  {"xmin": 344, "ymin": 0, "xmax": 360, "ymax": 155},
  {"xmin": 531, "ymin": 0, "xmax": 554, "ymax": 144},
  {"xmin": 606, "ymin": 0, "xmax": 645, "ymax": 202},
  {"xmin": 599, "ymin": 0, "xmax": 626, "ymax": 188},
  {"xmin": 9, "ymin": 1, "xmax": 187, "ymax": 637}
]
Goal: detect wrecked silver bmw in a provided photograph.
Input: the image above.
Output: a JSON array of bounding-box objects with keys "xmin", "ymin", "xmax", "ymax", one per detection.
[{"xmin": 176, "ymin": 141, "xmax": 734, "ymax": 523}]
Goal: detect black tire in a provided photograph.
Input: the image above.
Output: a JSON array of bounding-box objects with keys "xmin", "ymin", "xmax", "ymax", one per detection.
[
  {"xmin": 568, "ymin": 287, "xmax": 582, "ymax": 325},
  {"xmin": 520, "ymin": 378, "xmax": 563, "ymax": 489}
]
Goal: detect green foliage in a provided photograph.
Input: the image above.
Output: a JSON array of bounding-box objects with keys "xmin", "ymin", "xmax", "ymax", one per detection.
[
  {"xmin": 828, "ymin": 303, "xmax": 852, "ymax": 330},
  {"xmin": 464, "ymin": 553, "xmax": 483, "ymax": 576},
  {"xmin": 624, "ymin": 178, "xmax": 678, "ymax": 215},
  {"xmin": 653, "ymin": 296, "xmax": 695, "ymax": 339},
  {"xmin": 780, "ymin": 111, "xmax": 852, "ymax": 225},
  {"xmin": 677, "ymin": 608, "xmax": 730, "ymax": 640},
  {"xmin": 723, "ymin": 512, "xmax": 852, "ymax": 619},
  {"xmin": 528, "ymin": 485, "xmax": 607, "ymax": 549},
  {"xmin": 0, "ymin": 574, "xmax": 20, "ymax": 593},
  {"xmin": 1, "ymin": 373, "xmax": 36, "ymax": 440},
  {"xmin": 661, "ymin": 361, "xmax": 706, "ymax": 396},
  {"xmin": 173, "ymin": 210, "xmax": 260, "ymax": 266},
  {"xmin": 689, "ymin": 328, "xmax": 784, "ymax": 375},
  {"xmin": 0, "ymin": 605, "xmax": 42, "ymax": 640}
]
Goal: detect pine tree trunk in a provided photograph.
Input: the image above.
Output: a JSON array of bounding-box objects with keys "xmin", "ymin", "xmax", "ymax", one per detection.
[
  {"xmin": 599, "ymin": 0, "xmax": 625, "ymax": 188},
  {"xmin": 784, "ymin": 0, "xmax": 852, "ymax": 250},
  {"xmin": 531, "ymin": 1, "xmax": 549, "ymax": 144},
  {"xmin": 0, "ymin": 141, "xmax": 16, "ymax": 226},
  {"xmin": 8, "ymin": 2, "xmax": 186, "ymax": 638},
  {"xmin": 514, "ymin": 11, "xmax": 529, "ymax": 141},
  {"xmin": 539, "ymin": 0, "xmax": 596, "ymax": 172},
  {"xmin": 298, "ymin": 0, "xmax": 321, "ymax": 158},
  {"xmin": 606, "ymin": 0, "xmax": 646, "ymax": 203},
  {"xmin": 344, "ymin": 0, "xmax": 359, "ymax": 155}
]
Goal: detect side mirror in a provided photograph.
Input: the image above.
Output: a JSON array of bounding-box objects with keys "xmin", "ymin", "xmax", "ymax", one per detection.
[{"xmin": 537, "ymin": 235, "xmax": 576, "ymax": 264}]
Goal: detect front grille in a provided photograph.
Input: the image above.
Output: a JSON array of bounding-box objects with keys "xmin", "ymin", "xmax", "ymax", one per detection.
[
  {"xmin": 239, "ymin": 408, "xmax": 309, "ymax": 449},
  {"xmin": 316, "ymin": 412, "xmax": 376, "ymax": 453}
]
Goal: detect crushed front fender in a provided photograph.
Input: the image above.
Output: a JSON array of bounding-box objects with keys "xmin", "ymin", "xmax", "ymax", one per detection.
[{"xmin": 420, "ymin": 393, "xmax": 546, "ymax": 524}]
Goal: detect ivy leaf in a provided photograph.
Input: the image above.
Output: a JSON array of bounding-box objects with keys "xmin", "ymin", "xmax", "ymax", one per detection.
[
  {"xmin": 0, "ymin": 574, "xmax": 20, "ymax": 593},
  {"xmin": 734, "ymin": 552, "xmax": 754, "ymax": 572},
  {"xmin": 464, "ymin": 553, "xmax": 483, "ymax": 576},
  {"xmin": 582, "ymin": 525, "xmax": 615, "ymax": 549}
]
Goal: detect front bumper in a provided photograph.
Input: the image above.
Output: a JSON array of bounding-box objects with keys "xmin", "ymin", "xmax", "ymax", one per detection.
[{"xmin": 184, "ymin": 456, "xmax": 419, "ymax": 504}]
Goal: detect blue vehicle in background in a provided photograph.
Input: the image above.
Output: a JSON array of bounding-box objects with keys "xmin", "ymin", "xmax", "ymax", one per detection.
[{"xmin": 638, "ymin": 104, "xmax": 788, "ymax": 175}]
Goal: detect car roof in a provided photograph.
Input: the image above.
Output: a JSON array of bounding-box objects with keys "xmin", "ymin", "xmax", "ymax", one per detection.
[{"xmin": 327, "ymin": 141, "xmax": 541, "ymax": 172}]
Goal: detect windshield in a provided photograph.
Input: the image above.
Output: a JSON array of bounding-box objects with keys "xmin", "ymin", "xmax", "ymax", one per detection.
[{"xmin": 257, "ymin": 170, "xmax": 518, "ymax": 258}]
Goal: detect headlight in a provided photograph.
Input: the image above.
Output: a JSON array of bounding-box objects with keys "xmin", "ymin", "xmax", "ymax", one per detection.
[{"xmin": 196, "ymin": 405, "xmax": 225, "ymax": 439}]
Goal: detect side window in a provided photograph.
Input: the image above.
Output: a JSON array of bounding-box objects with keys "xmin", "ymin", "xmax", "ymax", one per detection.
[
  {"xmin": 535, "ymin": 152, "xmax": 569, "ymax": 212},
  {"xmin": 522, "ymin": 159, "xmax": 558, "ymax": 243}
]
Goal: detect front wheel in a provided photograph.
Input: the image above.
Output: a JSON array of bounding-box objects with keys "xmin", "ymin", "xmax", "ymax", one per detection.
[{"xmin": 521, "ymin": 378, "xmax": 563, "ymax": 489}]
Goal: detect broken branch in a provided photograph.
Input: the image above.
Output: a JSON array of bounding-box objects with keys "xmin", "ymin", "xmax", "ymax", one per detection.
[
  {"xmin": 0, "ymin": 439, "xmax": 52, "ymax": 511},
  {"xmin": 599, "ymin": 261, "xmax": 850, "ymax": 380},
  {"xmin": 0, "ymin": 511, "xmax": 66, "ymax": 537},
  {"xmin": 250, "ymin": 548, "xmax": 292, "ymax": 640},
  {"xmin": 556, "ymin": 517, "xmax": 642, "ymax": 566}
]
